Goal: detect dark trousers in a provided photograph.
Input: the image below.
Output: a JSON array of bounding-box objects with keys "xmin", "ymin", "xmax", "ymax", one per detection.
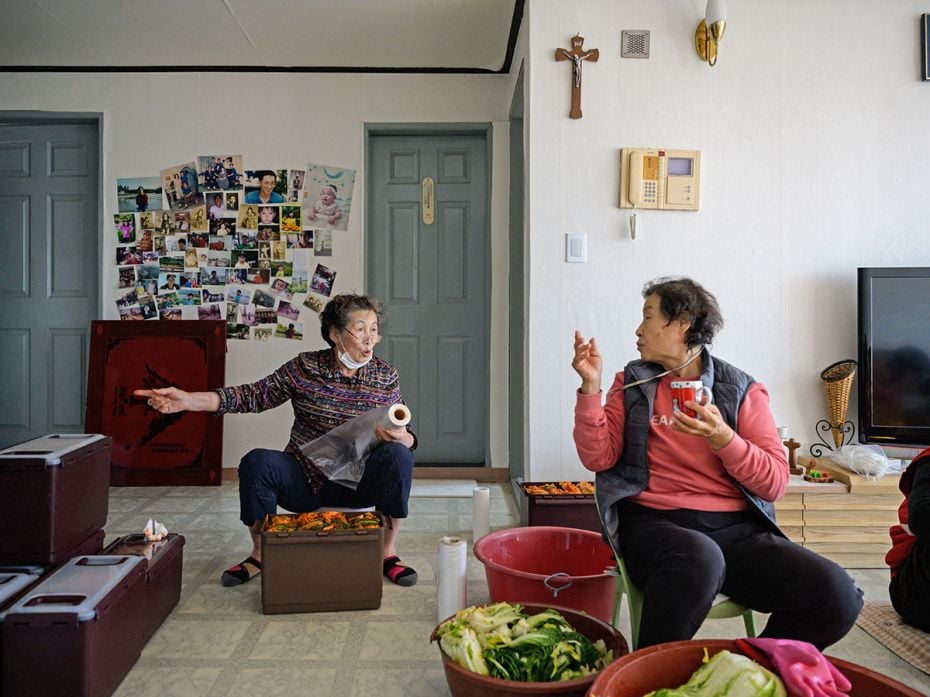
[
  {"xmin": 237, "ymin": 442, "xmax": 414, "ymax": 526},
  {"xmin": 890, "ymin": 538, "xmax": 930, "ymax": 632},
  {"xmin": 618, "ymin": 501, "xmax": 863, "ymax": 650}
]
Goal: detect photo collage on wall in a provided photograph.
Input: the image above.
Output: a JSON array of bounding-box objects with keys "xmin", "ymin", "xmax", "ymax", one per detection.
[{"xmin": 114, "ymin": 158, "xmax": 354, "ymax": 340}]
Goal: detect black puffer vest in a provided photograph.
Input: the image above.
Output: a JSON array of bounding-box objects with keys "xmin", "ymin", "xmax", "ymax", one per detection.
[{"xmin": 594, "ymin": 352, "xmax": 783, "ymax": 552}]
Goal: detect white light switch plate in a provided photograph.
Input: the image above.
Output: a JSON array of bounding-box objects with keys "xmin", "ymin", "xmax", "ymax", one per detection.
[{"xmin": 566, "ymin": 233, "xmax": 586, "ymax": 263}]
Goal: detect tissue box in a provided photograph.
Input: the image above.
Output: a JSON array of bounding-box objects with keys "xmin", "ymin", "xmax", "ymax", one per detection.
[
  {"xmin": 0, "ymin": 555, "xmax": 146, "ymax": 697},
  {"xmin": 261, "ymin": 512, "xmax": 385, "ymax": 614},
  {"xmin": 519, "ymin": 482, "xmax": 601, "ymax": 533},
  {"xmin": 103, "ymin": 533, "xmax": 185, "ymax": 644},
  {"xmin": 0, "ymin": 434, "xmax": 111, "ymax": 566}
]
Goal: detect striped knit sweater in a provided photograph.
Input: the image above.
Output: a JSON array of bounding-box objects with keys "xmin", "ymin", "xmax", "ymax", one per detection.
[{"xmin": 215, "ymin": 349, "xmax": 415, "ymax": 492}]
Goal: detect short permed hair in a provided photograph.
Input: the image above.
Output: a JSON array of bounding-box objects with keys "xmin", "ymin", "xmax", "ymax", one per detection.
[
  {"xmin": 320, "ymin": 294, "xmax": 384, "ymax": 347},
  {"xmin": 642, "ymin": 277, "xmax": 723, "ymax": 349}
]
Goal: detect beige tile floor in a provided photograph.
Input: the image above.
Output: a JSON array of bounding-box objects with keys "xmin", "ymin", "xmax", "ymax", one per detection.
[{"xmin": 104, "ymin": 481, "xmax": 930, "ymax": 696}]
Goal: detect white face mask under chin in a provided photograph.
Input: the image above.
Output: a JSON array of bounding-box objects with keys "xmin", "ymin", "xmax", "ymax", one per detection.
[{"xmin": 337, "ymin": 339, "xmax": 372, "ymax": 371}]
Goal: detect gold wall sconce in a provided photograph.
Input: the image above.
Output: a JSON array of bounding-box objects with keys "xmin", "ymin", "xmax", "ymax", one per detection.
[{"xmin": 695, "ymin": 0, "xmax": 727, "ymax": 66}]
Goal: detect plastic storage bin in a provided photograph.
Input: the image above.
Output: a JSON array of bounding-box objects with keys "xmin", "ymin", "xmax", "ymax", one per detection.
[
  {"xmin": 103, "ymin": 533, "xmax": 185, "ymax": 643},
  {"xmin": 0, "ymin": 434, "xmax": 111, "ymax": 566},
  {"xmin": 0, "ymin": 555, "xmax": 146, "ymax": 697},
  {"xmin": 519, "ymin": 482, "xmax": 601, "ymax": 533},
  {"xmin": 261, "ymin": 513, "xmax": 385, "ymax": 614}
]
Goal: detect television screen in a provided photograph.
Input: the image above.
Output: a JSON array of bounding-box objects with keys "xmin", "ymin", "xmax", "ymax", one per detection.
[{"xmin": 858, "ymin": 267, "xmax": 930, "ymax": 447}]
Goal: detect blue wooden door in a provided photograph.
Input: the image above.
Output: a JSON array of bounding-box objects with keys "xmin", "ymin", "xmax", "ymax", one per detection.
[
  {"xmin": 367, "ymin": 131, "xmax": 488, "ymax": 465},
  {"xmin": 0, "ymin": 121, "xmax": 99, "ymax": 447}
]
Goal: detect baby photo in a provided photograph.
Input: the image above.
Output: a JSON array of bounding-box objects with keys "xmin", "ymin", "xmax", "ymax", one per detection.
[
  {"xmin": 302, "ymin": 162, "xmax": 355, "ymax": 232},
  {"xmin": 269, "ymin": 278, "xmax": 293, "ymax": 300}
]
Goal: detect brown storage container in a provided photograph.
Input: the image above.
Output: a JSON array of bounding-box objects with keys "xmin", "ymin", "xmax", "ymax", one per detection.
[
  {"xmin": 519, "ymin": 482, "xmax": 601, "ymax": 533},
  {"xmin": 103, "ymin": 533, "xmax": 185, "ymax": 643},
  {"xmin": 261, "ymin": 513, "xmax": 385, "ymax": 614},
  {"xmin": 0, "ymin": 555, "xmax": 146, "ymax": 697},
  {"xmin": 0, "ymin": 434, "xmax": 111, "ymax": 566},
  {"xmin": 0, "ymin": 572, "xmax": 40, "ymax": 695}
]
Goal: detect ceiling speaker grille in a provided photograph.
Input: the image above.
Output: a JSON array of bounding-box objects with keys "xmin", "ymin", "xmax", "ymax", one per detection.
[{"xmin": 621, "ymin": 30, "xmax": 650, "ymax": 59}]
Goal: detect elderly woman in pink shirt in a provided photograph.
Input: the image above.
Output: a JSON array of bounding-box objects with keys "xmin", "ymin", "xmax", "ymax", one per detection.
[{"xmin": 572, "ymin": 277, "xmax": 862, "ymax": 650}]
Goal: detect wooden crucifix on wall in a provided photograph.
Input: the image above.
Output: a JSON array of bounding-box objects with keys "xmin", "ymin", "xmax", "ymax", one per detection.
[{"xmin": 555, "ymin": 34, "xmax": 599, "ymax": 119}]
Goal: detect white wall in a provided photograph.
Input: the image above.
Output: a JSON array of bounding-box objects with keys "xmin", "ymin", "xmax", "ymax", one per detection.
[
  {"xmin": 525, "ymin": 0, "xmax": 930, "ymax": 480},
  {"xmin": 0, "ymin": 72, "xmax": 513, "ymax": 467}
]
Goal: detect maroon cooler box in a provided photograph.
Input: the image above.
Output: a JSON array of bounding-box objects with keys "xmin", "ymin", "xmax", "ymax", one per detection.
[
  {"xmin": 0, "ymin": 434, "xmax": 111, "ymax": 566},
  {"xmin": 0, "ymin": 555, "xmax": 146, "ymax": 697},
  {"xmin": 103, "ymin": 533, "xmax": 185, "ymax": 643}
]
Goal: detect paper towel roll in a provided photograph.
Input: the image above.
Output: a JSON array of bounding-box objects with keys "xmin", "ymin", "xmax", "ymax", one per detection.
[
  {"xmin": 381, "ymin": 403, "xmax": 412, "ymax": 429},
  {"xmin": 436, "ymin": 535, "xmax": 467, "ymax": 622},
  {"xmin": 473, "ymin": 486, "xmax": 490, "ymax": 542}
]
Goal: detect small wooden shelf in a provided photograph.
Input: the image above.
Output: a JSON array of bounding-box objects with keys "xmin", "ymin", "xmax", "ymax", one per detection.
[{"xmin": 774, "ymin": 458, "xmax": 902, "ymax": 569}]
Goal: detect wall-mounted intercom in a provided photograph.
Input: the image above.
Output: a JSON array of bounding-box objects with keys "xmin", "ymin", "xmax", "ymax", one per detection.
[{"xmin": 619, "ymin": 148, "xmax": 701, "ymax": 211}]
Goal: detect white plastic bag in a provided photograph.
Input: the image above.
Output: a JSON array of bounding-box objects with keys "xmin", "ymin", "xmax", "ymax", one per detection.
[
  {"xmin": 829, "ymin": 444, "xmax": 889, "ymax": 480},
  {"xmin": 298, "ymin": 404, "xmax": 411, "ymax": 489}
]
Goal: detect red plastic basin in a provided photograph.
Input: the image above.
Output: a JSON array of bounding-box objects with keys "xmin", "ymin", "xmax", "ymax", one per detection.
[
  {"xmin": 587, "ymin": 639, "xmax": 926, "ymax": 697},
  {"xmin": 473, "ymin": 526, "xmax": 616, "ymax": 622}
]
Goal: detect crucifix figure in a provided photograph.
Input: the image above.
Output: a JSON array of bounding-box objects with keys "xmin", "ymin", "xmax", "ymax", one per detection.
[{"xmin": 555, "ymin": 34, "xmax": 599, "ymax": 119}]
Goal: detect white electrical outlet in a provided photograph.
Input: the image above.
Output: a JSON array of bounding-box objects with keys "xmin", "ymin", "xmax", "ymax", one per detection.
[{"xmin": 566, "ymin": 233, "xmax": 586, "ymax": 263}]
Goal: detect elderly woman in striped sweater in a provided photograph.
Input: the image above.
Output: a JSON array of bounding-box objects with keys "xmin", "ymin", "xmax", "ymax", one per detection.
[{"xmin": 135, "ymin": 294, "xmax": 418, "ymax": 588}]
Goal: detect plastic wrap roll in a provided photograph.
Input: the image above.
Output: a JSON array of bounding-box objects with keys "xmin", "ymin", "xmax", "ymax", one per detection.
[
  {"xmin": 380, "ymin": 403, "xmax": 411, "ymax": 429},
  {"xmin": 436, "ymin": 535, "xmax": 467, "ymax": 622},
  {"xmin": 473, "ymin": 486, "xmax": 490, "ymax": 542}
]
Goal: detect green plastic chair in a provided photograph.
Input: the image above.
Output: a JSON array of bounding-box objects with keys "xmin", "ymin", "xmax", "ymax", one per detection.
[{"xmin": 608, "ymin": 556, "xmax": 756, "ymax": 650}]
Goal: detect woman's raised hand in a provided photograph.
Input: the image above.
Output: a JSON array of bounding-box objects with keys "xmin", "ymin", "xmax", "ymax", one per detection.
[
  {"xmin": 133, "ymin": 387, "xmax": 192, "ymax": 414},
  {"xmin": 572, "ymin": 330, "xmax": 603, "ymax": 394}
]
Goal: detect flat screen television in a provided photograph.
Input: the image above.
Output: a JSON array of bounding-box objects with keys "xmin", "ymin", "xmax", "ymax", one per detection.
[{"xmin": 858, "ymin": 267, "xmax": 930, "ymax": 447}]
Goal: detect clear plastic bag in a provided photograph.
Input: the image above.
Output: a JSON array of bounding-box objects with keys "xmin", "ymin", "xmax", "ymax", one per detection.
[
  {"xmin": 829, "ymin": 444, "xmax": 889, "ymax": 480},
  {"xmin": 298, "ymin": 404, "xmax": 410, "ymax": 489}
]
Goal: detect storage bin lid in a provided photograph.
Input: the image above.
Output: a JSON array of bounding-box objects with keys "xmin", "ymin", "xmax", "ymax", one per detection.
[
  {"xmin": 0, "ymin": 572, "xmax": 39, "ymax": 606},
  {"xmin": 0, "ymin": 555, "xmax": 143, "ymax": 622},
  {"xmin": 0, "ymin": 434, "xmax": 108, "ymax": 466}
]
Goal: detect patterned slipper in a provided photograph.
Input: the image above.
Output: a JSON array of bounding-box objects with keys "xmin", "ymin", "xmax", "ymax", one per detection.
[
  {"xmin": 221, "ymin": 556, "xmax": 262, "ymax": 587},
  {"xmin": 383, "ymin": 555, "xmax": 418, "ymax": 587}
]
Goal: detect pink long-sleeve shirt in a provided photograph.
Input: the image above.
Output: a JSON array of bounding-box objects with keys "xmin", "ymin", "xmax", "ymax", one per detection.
[{"xmin": 574, "ymin": 372, "xmax": 789, "ymax": 511}]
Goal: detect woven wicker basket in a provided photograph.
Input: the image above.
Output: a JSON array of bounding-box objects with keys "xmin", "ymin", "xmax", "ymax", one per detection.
[{"xmin": 820, "ymin": 360, "xmax": 857, "ymax": 448}]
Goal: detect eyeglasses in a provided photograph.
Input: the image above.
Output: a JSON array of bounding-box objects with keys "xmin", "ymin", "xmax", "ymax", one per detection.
[{"xmin": 343, "ymin": 327, "xmax": 380, "ymax": 344}]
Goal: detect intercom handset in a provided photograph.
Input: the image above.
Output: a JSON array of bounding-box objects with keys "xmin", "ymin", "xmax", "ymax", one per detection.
[{"xmin": 620, "ymin": 148, "xmax": 701, "ymax": 211}]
